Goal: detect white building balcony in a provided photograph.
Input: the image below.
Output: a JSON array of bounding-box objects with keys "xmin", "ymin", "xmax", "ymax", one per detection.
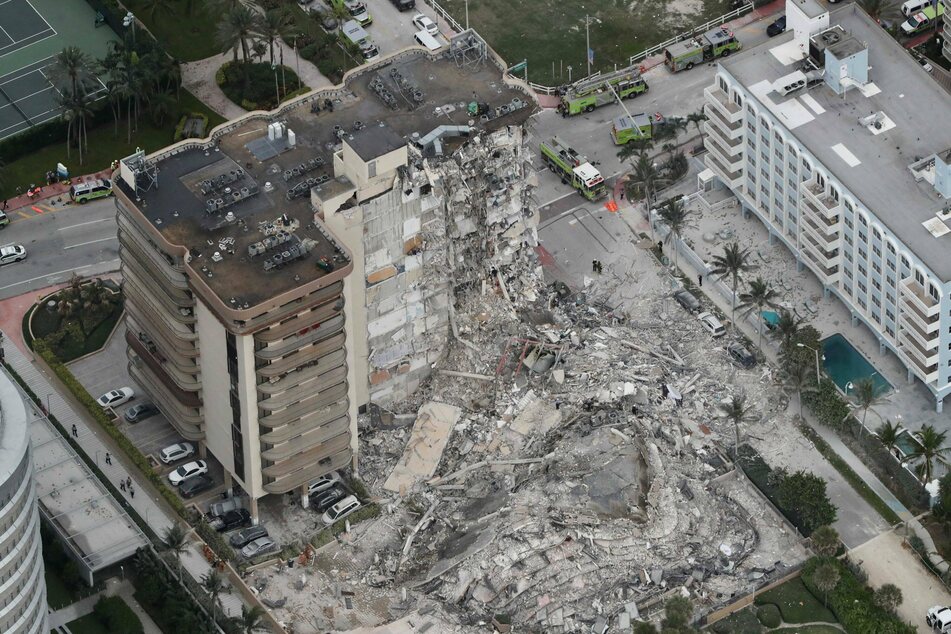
[
  {"xmin": 799, "ymin": 179, "xmax": 842, "ymax": 218},
  {"xmin": 704, "ymin": 86, "xmax": 743, "ymax": 124},
  {"xmin": 704, "ymin": 122, "xmax": 743, "ymax": 157},
  {"xmin": 900, "ymin": 278, "xmax": 941, "ymax": 319},
  {"xmin": 800, "ymin": 212, "xmax": 840, "ymax": 246},
  {"xmin": 705, "ymin": 152, "xmax": 743, "ymax": 189},
  {"xmin": 704, "ymin": 103, "xmax": 743, "ymax": 140},
  {"xmin": 899, "ymin": 312, "xmax": 941, "ymax": 351},
  {"xmin": 799, "ymin": 238, "xmax": 841, "ymax": 284},
  {"xmin": 897, "ymin": 333, "xmax": 939, "ymax": 385}
]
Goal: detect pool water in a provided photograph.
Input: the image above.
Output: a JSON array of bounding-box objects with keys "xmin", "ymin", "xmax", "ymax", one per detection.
[
  {"xmin": 821, "ymin": 333, "xmax": 893, "ymax": 396},
  {"xmin": 894, "ymin": 430, "xmax": 922, "ymax": 459},
  {"xmin": 761, "ymin": 311, "xmax": 780, "ymax": 329}
]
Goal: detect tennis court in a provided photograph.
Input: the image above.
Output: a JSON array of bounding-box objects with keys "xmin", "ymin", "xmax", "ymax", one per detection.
[{"xmin": 0, "ymin": 0, "xmax": 117, "ymax": 141}]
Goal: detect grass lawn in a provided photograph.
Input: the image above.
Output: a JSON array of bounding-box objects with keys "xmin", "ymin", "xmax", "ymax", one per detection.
[
  {"xmin": 123, "ymin": 0, "xmax": 221, "ymax": 61},
  {"xmin": 435, "ymin": 0, "xmax": 734, "ymax": 85},
  {"xmin": 707, "ymin": 606, "xmax": 763, "ymax": 633},
  {"xmin": 0, "ymin": 91, "xmax": 225, "ymax": 200},
  {"xmin": 924, "ymin": 516, "xmax": 951, "ymax": 561},
  {"xmin": 772, "ymin": 627, "xmax": 842, "ymax": 633},
  {"xmin": 65, "ymin": 613, "xmax": 110, "ymax": 634},
  {"xmin": 755, "ymin": 577, "xmax": 837, "ymax": 624},
  {"xmin": 27, "ymin": 288, "xmax": 123, "ymax": 361},
  {"xmin": 218, "ymin": 62, "xmax": 307, "ymax": 110}
]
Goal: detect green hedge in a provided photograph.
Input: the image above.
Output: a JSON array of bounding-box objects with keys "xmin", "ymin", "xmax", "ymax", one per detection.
[
  {"xmin": 216, "ymin": 61, "xmax": 307, "ymax": 111},
  {"xmin": 0, "ymin": 106, "xmax": 113, "ymax": 164},
  {"xmin": 756, "ymin": 603, "xmax": 781, "ymax": 628},
  {"xmin": 802, "ymin": 557, "xmax": 915, "ymax": 634},
  {"xmin": 173, "ymin": 112, "xmax": 210, "ymax": 142},
  {"xmin": 311, "ymin": 503, "xmax": 381, "ymax": 549},
  {"xmin": 191, "ymin": 514, "xmax": 236, "ymax": 562},
  {"xmin": 94, "ymin": 596, "xmax": 144, "ymax": 634}
]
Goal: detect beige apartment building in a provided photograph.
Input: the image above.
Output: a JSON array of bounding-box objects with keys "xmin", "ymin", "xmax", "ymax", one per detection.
[{"xmin": 116, "ymin": 36, "xmax": 536, "ymax": 514}]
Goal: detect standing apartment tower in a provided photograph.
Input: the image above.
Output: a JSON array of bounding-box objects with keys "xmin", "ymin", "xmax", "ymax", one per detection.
[
  {"xmin": 116, "ymin": 37, "xmax": 536, "ymax": 514},
  {"xmin": 703, "ymin": 0, "xmax": 951, "ymax": 411}
]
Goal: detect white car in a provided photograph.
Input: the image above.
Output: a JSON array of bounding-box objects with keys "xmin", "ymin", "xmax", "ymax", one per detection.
[
  {"xmin": 918, "ymin": 57, "xmax": 934, "ymax": 73},
  {"xmin": 241, "ymin": 536, "xmax": 277, "ymax": 559},
  {"xmin": 96, "ymin": 387, "xmax": 135, "ymax": 408},
  {"xmin": 322, "ymin": 495, "xmax": 361, "ymax": 525},
  {"xmin": 159, "ymin": 442, "xmax": 195, "ymax": 464},
  {"xmin": 927, "ymin": 606, "xmax": 951, "ymax": 628},
  {"xmin": 168, "ymin": 460, "xmax": 208, "ymax": 485},
  {"xmin": 411, "ymin": 13, "xmax": 438, "ymax": 35},
  {"xmin": 697, "ymin": 312, "xmax": 726, "ymax": 337},
  {"xmin": 307, "ymin": 470, "xmax": 342, "ymax": 497},
  {"xmin": 0, "ymin": 244, "xmax": 27, "ymax": 265}
]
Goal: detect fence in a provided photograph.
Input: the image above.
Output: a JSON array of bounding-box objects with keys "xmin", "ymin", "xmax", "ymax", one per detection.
[
  {"xmin": 703, "ymin": 566, "xmax": 804, "ymax": 626},
  {"xmin": 422, "ymin": 0, "xmax": 464, "ymax": 35}
]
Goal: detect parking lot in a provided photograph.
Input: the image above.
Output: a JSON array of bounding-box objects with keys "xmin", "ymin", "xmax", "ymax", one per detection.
[{"xmin": 67, "ymin": 317, "xmax": 227, "ymax": 506}]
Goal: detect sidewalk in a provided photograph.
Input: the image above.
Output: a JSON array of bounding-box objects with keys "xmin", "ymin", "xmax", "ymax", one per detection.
[
  {"xmin": 0, "ymin": 335, "xmax": 244, "ymax": 619},
  {"xmin": 2, "ymin": 170, "xmax": 112, "ymax": 214},
  {"xmin": 616, "ymin": 197, "xmax": 948, "ymax": 560}
]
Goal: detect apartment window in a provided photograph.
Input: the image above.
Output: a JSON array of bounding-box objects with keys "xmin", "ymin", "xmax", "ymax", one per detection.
[
  {"xmin": 760, "ymin": 150, "xmax": 769, "ymax": 164},
  {"xmin": 859, "ymin": 215, "xmax": 868, "ymax": 227},
  {"xmin": 845, "ymin": 235, "xmax": 853, "ymax": 246},
  {"xmin": 858, "ymin": 264, "xmax": 867, "ymax": 277},
  {"xmin": 368, "ymin": 160, "xmax": 377, "ymax": 178},
  {"xmin": 761, "ymin": 168, "xmax": 769, "ymax": 182},
  {"xmin": 718, "ymin": 76, "xmax": 728, "ymax": 92},
  {"xmin": 748, "ymin": 136, "xmax": 757, "ymax": 149},
  {"xmin": 830, "ymin": 186, "xmax": 839, "ymax": 201},
  {"xmin": 930, "ymin": 284, "xmax": 940, "ymax": 301},
  {"xmin": 844, "ymin": 246, "xmax": 853, "ymax": 258},
  {"xmin": 733, "ymin": 93, "xmax": 743, "ymax": 107},
  {"xmin": 886, "ymin": 325, "xmax": 894, "ymax": 337},
  {"xmin": 915, "ymin": 269, "xmax": 925, "ymax": 285},
  {"xmin": 858, "ymin": 297, "xmax": 867, "ymax": 309},
  {"xmin": 886, "ymin": 309, "xmax": 895, "ymax": 322},
  {"xmin": 886, "ymin": 242, "xmax": 895, "ymax": 255},
  {"xmin": 872, "ymin": 279, "xmax": 881, "ymax": 291},
  {"xmin": 816, "ymin": 173, "xmax": 826, "ymax": 188},
  {"xmin": 872, "ymin": 262, "xmax": 881, "ymax": 274},
  {"xmin": 226, "ymin": 333, "xmax": 245, "ymax": 482},
  {"xmin": 858, "ymin": 281, "xmax": 867, "ymax": 292},
  {"xmin": 844, "ymin": 268, "xmax": 853, "ymax": 280},
  {"xmin": 858, "ymin": 232, "xmax": 867, "ymax": 244},
  {"xmin": 747, "ymin": 119, "xmax": 756, "ymax": 132},
  {"xmin": 887, "ymin": 259, "xmax": 895, "ymax": 271},
  {"xmin": 844, "ymin": 217, "xmax": 853, "ymax": 229}
]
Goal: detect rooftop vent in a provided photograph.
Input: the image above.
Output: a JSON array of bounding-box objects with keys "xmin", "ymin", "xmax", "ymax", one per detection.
[{"xmin": 858, "ymin": 111, "xmax": 895, "ymax": 135}]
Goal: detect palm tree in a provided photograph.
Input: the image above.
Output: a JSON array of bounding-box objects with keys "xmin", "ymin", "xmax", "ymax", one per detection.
[
  {"xmin": 709, "ymin": 241, "xmax": 753, "ymax": 327},
  {"xmin": 907, "ymin": 425, "xmax": 951, "ymax": 483},
  {"xmin": 217, "ymin": 5, "xmax": 260, "ymax": 67},
  {"xmin": 621, "ymin": 151, "xmax": 669, "ymax": 241},
  {"xmin": 810, "ymin": 525, "xmax": 840, "ymax": 557},
  {"xmin": 239, "ymin": 605, "xmax": 267, "ymax": 633},
  {"xmin": 769, "ymin": 309, "xmax": 803, "ymax": 351},
  {"xmin": 687, "ymin": 109, "xmax": 707, "ymax": 144},
  {"xmin": 719, "ymin": 393, "xmax": 757, "ymax": 456},
  {"xmin": 857, "ymin": 0, "xmax": 901, "ymax": 23},
  {"xmin": 60, "ymin": 89, "xmax": 94, "ymax": 164},
  {"xmin": 812, "ymin": 562, "xmax": 840, "ymax": 607},
  {"xmin": 738, "ymin": 277, "xmax": 780, "ymax": 348},
  {"xmin": 257, "ymin": 9, "xmax": 292, "ymax": 67},
  {"xmin": 162, "ymin": 523, "xmax": 189, "ymax": 581},
  {"xmin": 877, "ymin": 420, "xmax": 902, "ymax": 458},
  {"xmin": 656, "ymin": 197, "xmax": 692, "ymax": 266},
  {"xmin": 844, "ymin": 377, "xmax": 888, "ymax": 434},
  {"xmin": 201, "ymin": 569, "xmax": 227, "ymax": 623},
  {"xmin": 139, "ymin": 0, "xmax": 174, "ymax": 20},
  {"xmin": 51, "ymin": 46, "xmax": 91, "ymax": 97},
  {"xmin": 783, "ymin": 360, "xmax": 817, "ymax": 420}
]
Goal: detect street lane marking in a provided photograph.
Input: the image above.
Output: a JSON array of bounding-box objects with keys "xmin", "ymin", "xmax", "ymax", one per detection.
[
  {"xmin": 64, "ymin": 236, "xmax": 117, "ymax": 249},
  {"xmin": 0, "ymin": 264, "xmax": 92, "ymax": 290},
  {"xmin": 31, "ymin": 206, "xmax": 43, "ymax": 213},
  {"xmin": 17, "ymin": 211, "xmax": 30, "ymax": 219},
  {"xmin": 58, "ymin": 218, "xmax": 111, "ymax": 231}
]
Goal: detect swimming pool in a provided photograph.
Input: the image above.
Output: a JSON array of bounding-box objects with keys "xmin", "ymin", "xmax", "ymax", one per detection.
[
  {"xmin": 821, "ymin": 333, "xmax": 893, "ymax": 396},
  {"xmin": 894, "ymin": 429, "xmax": 922, "ymax": 460},
  {"xmin": 761, "ymin": 311, "xmax": 780, "ymax": 329}
]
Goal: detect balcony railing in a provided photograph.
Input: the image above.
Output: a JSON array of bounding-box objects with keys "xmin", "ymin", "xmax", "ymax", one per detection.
[
  {"xmin": 900, "ymin": 278, "xmax": 940, "ymax": 318},
  {"xmin": 706, "ymin": 153, "xmax": 742, "ymax": 187},
  {"xmin": 898, "ymin": 314, "xmax": 940, "ymax": 351},
  {"xmin": 800, "ymin": 213, "xmax": 839, "ymax": 245},
  {"xmin": 704, "ymin": 86, "xmax": 743, "ymax": 121},
  {"xmin": 704, "ymin": 103, "xmax": 742, "ymax": 136}
]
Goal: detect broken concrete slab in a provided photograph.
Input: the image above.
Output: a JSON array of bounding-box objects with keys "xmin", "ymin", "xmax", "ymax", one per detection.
[{"xmin": 383, "ymin": 402, "xmax": 461, "ymax": 494}]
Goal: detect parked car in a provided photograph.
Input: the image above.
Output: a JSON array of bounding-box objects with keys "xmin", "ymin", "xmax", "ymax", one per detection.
[
  {"xmin": 159, "ymin": 442, "xmax": 195, "ymax": 464},
  {"xmin": 313, "ymin": 487, "xmax": 347, "ymax": 512},
  {"xmin": 69, "ymin": 179, "xmax": 112, "ymax": 204},
  {"xmin": 241, "ymin": 536, "xmax": 278, "ymax": 559},
  {"xmin": 180, "ymin": 474, "xmax": 214, "ymax": 498},
  {"xmin": 168, "ymin": 460, "xmax": 208, "ymax": 485},
  {"xmin": 673, "ymin": 289, "xmax": 701, "ymax": 312},
  {"xmin": 96, "ymin": 387, "xmax": 135, "ymax": 408},
  {"xmin": 230, "ymin": 524, "xmax": 268, "ymax": 548},
  {"xmin": 0, "ymin": 244, "xmax": 26, "ymax": 265},
  {"xmin": 307, "ymin": 471, "xmax": 342, "ymax": 498},
  {"xmin": 124, "ymin": 402, "xmax": 159, "ymax": 423},
  {"xmin": 412, "ymin": 13, "xmax": 438, "ymax": 35},
  {"xmin": 213, "ymin": 509, "xmax": 252, "ymax": 532},
  {"xmin": 727, "ymin": 342, "xmax": 756, "ymax": 369},
  {"xmin": 697, "ymin": 312, "xmax": 726, "ymax": 337},
  {"xmin": 208, "ymin": 495, "xmax": 247, "ymax": 518},
  {"xmin": 0, "ymin": 210, "xmax": 9, "ymax": 228},
  {"xmin": 927, "ymin": 606, "xmax": 951, "ymax": 629},
  {"xmin": 389, "ymin": 0, "xmax": 416, "ymax": 10},
  {"xmin": 918, "ymin": 56, "xmax": 934, "ymax": 73},
  {"xmin": 322, "ymin": 495, "xmax": 362, "ymax": 525},
  {"xmin": 767, "ymin": 15, "xmax": 786, "ymax": 36}
]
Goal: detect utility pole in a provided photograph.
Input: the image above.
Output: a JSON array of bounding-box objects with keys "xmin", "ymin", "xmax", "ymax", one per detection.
[{"xmin": 465, "ymin": 0, "xmax": 469, "ymax": 29}]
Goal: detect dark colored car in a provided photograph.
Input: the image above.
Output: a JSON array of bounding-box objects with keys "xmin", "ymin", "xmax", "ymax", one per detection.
[
  {"xmin": 767, "ymin": 15, "xmax": 786, "ymax": 37},
  {"xmin": 728, "ymin": 343, "xmax": 756, "ymax": 369},
  {"xmin": 215, "ymin": 509, "xmax": 252, "ymax": 532},
  {"xmin": 124, "ymin": 402, "xmax": 159, "ymax": 423},
  {"xmin": 180, "ymin": 474, "xmax": 214, "ymax": 499},
  {"xmin": 390, "ymin": 0, "xmax": 416, "ymax": 10},
  {"xmin": 230, "ymin": 524, "xmax": 268, "ymax": 548},
  {"xmin": 313, "ymin": 487, "xmax": 347, "ymax": 512},
  {"xmin": 673, "ymin": 289, "xmax": 701, "ymax": 312}
]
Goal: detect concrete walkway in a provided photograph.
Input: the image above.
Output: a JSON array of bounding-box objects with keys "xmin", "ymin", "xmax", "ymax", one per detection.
[
  {"xmin": 0, "ymin": 335, "xmax": 245, "ymax": 619},
  {"xmin": 181, "ymin": 39, "xmax": 334, "ymax": 120},
  {"xmin": 48, "ymin": 579, "xmax": 162, "ymax": 633}
]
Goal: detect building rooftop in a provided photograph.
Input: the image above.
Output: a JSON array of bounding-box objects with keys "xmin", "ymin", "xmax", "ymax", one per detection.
[
  {"xmin": 721, "ymin": 5, "xmax": 951, "ymax": 280},
  {"xmin": 118, "ymin": 51, "xmax": 534, "ymax": 309}
]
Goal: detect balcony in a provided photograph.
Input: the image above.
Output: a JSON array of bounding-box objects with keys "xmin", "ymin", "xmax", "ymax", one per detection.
[
  {"xmin": 260, "ymin": 405, "xmax": 349, "ymax": 445},
  {"xmin": 261, "ymin": 415, "xmax": 350, "ymax": 461},
  {"xmin": 800, "ymin": 213, "xmax": 840, "ymax": 245},
  {"xmin": 127, "ymin": 333, "xmax": 203, "ymax": 396},
  {"xmin": 705, "ymin": 85, "xmax": 743, "ymax": 122},
  {"xmin": 257, "ymin": 349, "xmax": 346, "ymax": 395},
  {"xmin": 704, "ymin": 103, "xmax": 743, "ymax": 140},
  {"xmin": 900, "ymin": 278, "xmax": 940, "ymax": 318},
  {"xmin": 703, "ymin": 122, "xmax": 742, "ymax": 154},
  {"xmin": 128, "ymin": 355, "xmax": 204, "ymax": 439},
  {"xmin": 897, "ymin": 339, "xmax": 939, "ymax": 384},
  {"xmin": 801, "ymin": 230, "xmax": 840, "ymax": 261},
  {"xmin": 262, "ymin": 431, "xmax": 350, "ymax": 479},
  {"xmin": 242, "ymin": 281, "xmax": 344, "ymax": 332},
  {"xmin": 705, "ymin": 135, "xmax": 743, "ymax": 174},
  {"xmin": 258, "ymin": 365, "xmax": 347, "ymax": 411},
  {"xmin": 262, "ymin": 445, "xmax": 350, "ymax": 495},
  {"xmin": 705, "ymin": 152, "xmax": 743, "ymax": 189},
  {"xmin": 799, "ymin": 181, "xmax": 841, "ymax": 220},
  {"xmin": 256, "ymin": 332, "xmax": 346, "ymax": 379},
  {"xmin": 255, "ymin": 299, "xmax": 343, "ymax": 343},
  {"xmin": 898, "ymin": 313, "xmax": 940, "ymax": 350},
  {"xmin": 125, "ymin": 324, "xmax": 201, "ymax": 388},
  {"xmin": 254, "ymin": 315, "xmax": 344, "ymax": 361},
  {"xmin": 800, "ymin": 244, "xmax": 840, "ymax": 282},
  {"xmin": 257, "ymin": 382, "xmax": 348, "ymax": 429}
]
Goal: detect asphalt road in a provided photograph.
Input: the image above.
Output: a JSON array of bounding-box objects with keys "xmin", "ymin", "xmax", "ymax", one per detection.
[{"xmin": 0, "ymin": 198, "xmax": 119, "ymax": 300}]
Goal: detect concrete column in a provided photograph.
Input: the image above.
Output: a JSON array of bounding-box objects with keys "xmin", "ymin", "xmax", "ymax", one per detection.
[
  {"xmin": 907, "ymin": 367, "xmax": 915, "ymax": 383},
  {"xmin": 851, "ymin": 313, "xmax": 859, "ymax": 327},
  {"xmin": 822, "ymin": 285, "xmax": 831, "ymax": 300},
  {"xmin": 249, "ymin": 497, "xmax": 259, "ymax": 525},
  {"xmin": 198, "ymin": 440, "xmax": 207, "ymax": 460},
  {"xmin": 768, "ymin": 231, "xmax": 776, "ymax": 246},
  {"xmin": 937, "ymin": 397, "xmax": 944, "ymax": 414},
  {"xmin": 742, "ymin": 207, "xmax": 751, "ymax": 220},
  {"xmin": 223, "ymin": 470, "xmax": 232, "ymax": 497},
  {"xmin": 879, "ymin": 340, "xmax": 886, "ymax": 356},
  {"xmin": 796, "ymin": 258, "xmax": 805, "ymax": 272},
  {"xmin": 300, "ymin": 484, "xmax": 310, "ymax": 509}
]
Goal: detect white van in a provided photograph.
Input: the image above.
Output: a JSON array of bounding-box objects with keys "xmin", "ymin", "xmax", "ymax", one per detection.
[
  {"xmin": 413, "ymin": 29, "xmax": 441, "ymax": 51},
  {"xmin": 901, "ymin": 0, "xmax": 938, "ymax": 16},
  {"xmin": 341, "ymin": 19, "xmax": 380, "ymax": 62}
]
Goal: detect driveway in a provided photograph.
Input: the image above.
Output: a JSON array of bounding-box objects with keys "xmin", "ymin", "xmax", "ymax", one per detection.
[{"xmin": 853, "ymin": 529, "xmax": 951, "ymax": 633}]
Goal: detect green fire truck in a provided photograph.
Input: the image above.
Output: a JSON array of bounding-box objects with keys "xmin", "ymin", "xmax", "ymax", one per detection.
[
  {"xmin": 611, "ymin": 112, "xmax": 668, "ymax": 145},
  {"xmin": 664, "ymin": 27, "xmax": 741, "ymax": 72},
  {"xmin": 540, "ymin": 137, "xmax": 607, "ymax": 201},
  {"xmin": 557, "ymin": 67, "xmax": 648, "ymax": 117}
]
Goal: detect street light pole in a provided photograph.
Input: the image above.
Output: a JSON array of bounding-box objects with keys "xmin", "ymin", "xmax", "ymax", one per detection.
[
  {"xmin": 465, "ymin": 0, "xmax": 469, "ymax": 29},
  {"xmin": 123, "ymin": 12, "xmax": 136, "ymax": 46},
  {"xmin": 585, "ymin": 14, "xmax": 592, "ymax": 77},
  {"xmin": 796, "ymin": 342, "xmax": 821, "ymax": 380}
]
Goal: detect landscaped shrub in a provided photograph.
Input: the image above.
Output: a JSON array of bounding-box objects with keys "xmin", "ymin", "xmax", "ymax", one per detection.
[
  {"xmin": 801, "ymin": 557, "xmax": 915, "ymax": 634},
  {"xmin": 217, "ymin": 61, "xmax": 307, "ymax": 111},
  {"xmin": 94, "ymin": 595, "xmax": 144, "ymax": 634},
  {"xmin": 756, "ymin": 603, "xmax": 781, "ymax": 628},
  {"xmin": 311, "ymin": 503, "xmax": 381, "ymax": 549}
]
